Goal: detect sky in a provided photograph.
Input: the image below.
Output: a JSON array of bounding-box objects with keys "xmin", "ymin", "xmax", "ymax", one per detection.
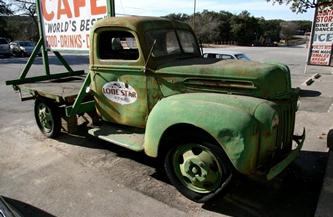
[{"xmin": 114, "ymin": 0, "xmax": 315, "ymax": 21}]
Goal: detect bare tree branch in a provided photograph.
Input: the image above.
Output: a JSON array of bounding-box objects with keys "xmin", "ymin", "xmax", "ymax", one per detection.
[
  {"xmin": 0, "ymin": 0, "xmax": 12, "ymax": 15},
  {"xmin": 10, "ymin": 0, "xmax": 38, "ymax": 41},
  {"xmin": 267, "ymin": 0, "xmax": 333, "ymax": 13}
]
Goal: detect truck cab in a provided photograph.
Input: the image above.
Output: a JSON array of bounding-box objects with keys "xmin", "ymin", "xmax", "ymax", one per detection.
[{"xmin": 90, "ymin": 16, "xmax": 202, "ymax": 128}]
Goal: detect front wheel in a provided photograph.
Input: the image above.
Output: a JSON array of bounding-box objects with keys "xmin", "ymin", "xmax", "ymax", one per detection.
[
  {"xmin": 34, "ymin": 99, "xmax": 61, "ymax": 138},
  {"xmin": 164, "ymin": 141, "xmax": 232, "ymax": 203}
]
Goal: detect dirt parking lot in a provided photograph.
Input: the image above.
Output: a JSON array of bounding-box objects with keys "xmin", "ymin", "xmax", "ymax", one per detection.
[{"xmin": 0, "ymin": 46, "xmax": 332, "ymax": 217}]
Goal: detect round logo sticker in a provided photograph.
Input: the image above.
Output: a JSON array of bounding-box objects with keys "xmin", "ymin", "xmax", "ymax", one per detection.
[{"xmin": 102, "ymin": 81, "xmax": 138, "ymax": 105}]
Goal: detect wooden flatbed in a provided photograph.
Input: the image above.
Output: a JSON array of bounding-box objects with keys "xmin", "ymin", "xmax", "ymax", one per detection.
[{"xmin": 18, "ymin": 75, "xmax": 86, "ymax": 104}]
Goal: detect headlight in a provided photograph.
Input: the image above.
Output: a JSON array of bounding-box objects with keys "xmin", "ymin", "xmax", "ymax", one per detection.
[{"xmin": 20, "ymin": 46, "xmax": 25, "ymax": 51}]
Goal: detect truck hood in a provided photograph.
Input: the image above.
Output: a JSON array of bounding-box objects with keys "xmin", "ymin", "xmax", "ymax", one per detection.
[{"xmin": 155, "ymin": 58, "xmax": 292, "ymax": 99}]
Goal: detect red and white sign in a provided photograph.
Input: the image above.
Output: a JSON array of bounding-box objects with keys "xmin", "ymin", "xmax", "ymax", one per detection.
[
  {"xmin": 40, "ymin": 0, "xmax": 108, "ymax": 51},
  {"xmin": 102, "ymin": 81, "xmax": 137, "ymax": 105},
  {"xmin": 309, "ymin": 4, "xmax": 333, "ymax": 66}
]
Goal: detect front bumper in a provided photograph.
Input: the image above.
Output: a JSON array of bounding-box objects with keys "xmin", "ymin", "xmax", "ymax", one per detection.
[{"xmin": 266, "ymin": 128, "xmax": 305, "ymax": 180}]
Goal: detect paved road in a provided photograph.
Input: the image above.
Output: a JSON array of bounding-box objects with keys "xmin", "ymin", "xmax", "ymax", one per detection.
[{"xmin": 0, "ymin": 47, "xmax": 332, "ymax": 217}]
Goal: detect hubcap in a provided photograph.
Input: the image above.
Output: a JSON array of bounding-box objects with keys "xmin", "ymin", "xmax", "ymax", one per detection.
[
  {"xmin": 172, "ymin": 144, "xmax": 223, "ymax": 193},
  {"xmin": 37, "ymin": 103, "xmax": 53, "ymax": 133}
]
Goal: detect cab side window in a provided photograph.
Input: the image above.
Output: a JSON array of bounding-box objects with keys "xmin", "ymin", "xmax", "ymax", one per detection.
[{"xmin": 98, "ymin": 31, "xmax": 139, "ymax": 60}]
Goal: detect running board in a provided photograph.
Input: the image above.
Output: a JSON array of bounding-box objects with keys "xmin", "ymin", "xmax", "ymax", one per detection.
[{"xmin": 88, "ymin": 124, "xmax": 144, "ymax": 152}]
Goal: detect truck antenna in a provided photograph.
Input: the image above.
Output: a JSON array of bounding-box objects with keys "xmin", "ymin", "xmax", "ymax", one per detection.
[{"xmin": 144, "ymin": 40, "xmax": 157, "ymax": 73}]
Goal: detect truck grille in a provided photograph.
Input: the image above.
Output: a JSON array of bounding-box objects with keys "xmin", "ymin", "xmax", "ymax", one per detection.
[{"xmin": 275, "ymin": 99, "xmax": 297, "ymax": 154}]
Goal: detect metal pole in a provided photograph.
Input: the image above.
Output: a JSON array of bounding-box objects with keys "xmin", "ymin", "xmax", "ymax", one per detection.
[
  {"xmin": 303, "ymin": 7, "xmax": 316, "ymax": 74},
  {"xmin": 193, "ymin": 0, "xmax": 196, "ymax": 31},
  {"xmin": 107, "ymin": 0, "xmax": 116, "ymax": 17},
  {"xmin": 35, "ymin": 0, "xmax": 50, "ymax": 76}
]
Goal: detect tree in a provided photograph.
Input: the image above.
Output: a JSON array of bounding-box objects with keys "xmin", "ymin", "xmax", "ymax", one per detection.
[
  {"xmin": 230, "ymin": 11, "xmax": 260, "ymax": 45},
  {"xmin": 190, "ymin": 10, "xmax": 222, "ymax": 43},
  {"xmin": 216, "ymin": 11, "xmax": 233, "ymax": 44},
  {"xmin": 0, "ymin": 0, "xmax": 12, "ymax": 15},
  {"xmin": 163, "ymin": 13, "xmax": 189, "ymax": 22},
  {"xmin": 258, "ymin": 19, "xmax": 282, "ymax": 45},
  {"xmin": 280, "ymin": 21, "xmax": 299, "ymax": 44},
  {"xmin": 11, "ymin": 0, "xmax": 39, "ymax": 41},
  {"xmin": 0, "ymin": 0, "xmax": 12, "ymax": 38},
  {"xmin": 267, "ymin": 0, "xmax": 333, "ymax": 13},
  {"xmin": 295, "ymin": 20, "xmax": 312, "ymax": 33},
  {"xmin": 166, "ymin": 10, "xmax": 307, "ymax": 46}
]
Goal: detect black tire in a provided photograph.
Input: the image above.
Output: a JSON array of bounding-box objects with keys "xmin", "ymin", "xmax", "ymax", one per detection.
[
  {"xmin": 164, "ymin": 140, "xmax": 232, "ymax": 203},
  {"xmin": 34, "ymin": 98, "xmax": 61, "ymax": 138}
]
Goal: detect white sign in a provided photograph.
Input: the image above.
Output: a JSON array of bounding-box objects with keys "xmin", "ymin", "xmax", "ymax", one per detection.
[
  {"xmin": 40, "ymin": 0, "xmax": 108, "ymax": 51},
  {"xmin": 102, "ymin": 81, "xmax": 138, "ymax": 105},
  {"xmin": 309, "ymin": 4, "xmax": 333, "ymax": 66}
]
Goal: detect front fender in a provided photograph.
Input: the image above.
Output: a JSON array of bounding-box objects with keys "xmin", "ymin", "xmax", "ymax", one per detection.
[{"xmin": 144, "ymin": 93, "xmax": 261, "ymax": 174}]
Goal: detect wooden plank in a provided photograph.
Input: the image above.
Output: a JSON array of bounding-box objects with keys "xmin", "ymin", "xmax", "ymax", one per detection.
[{"xmin": 18, "ymin": 75, "xmax": 86, "ymax": 103}]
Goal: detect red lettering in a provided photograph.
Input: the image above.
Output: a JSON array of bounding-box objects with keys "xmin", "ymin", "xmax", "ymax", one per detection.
[
  {"xmin": 73, "ymin": 0, "xmax": 86, "ymax": 17},
  {"xmin": 57, "ymin": 0, "xmax": 73, "ymax": 20},
  {"xmin": 41, "ymin": 0, "xmax": 54, "ymax": 21},
  {"xmin": 90, "ymin": 0, "xmax": 106, "ymax": 15},
  {"xmin": 46, "ymin": 35, "xmax": 58, "ymax": 47},
  {"xmin": 60, "ymin": 35, "xmax": 82, "ymax": 48}
]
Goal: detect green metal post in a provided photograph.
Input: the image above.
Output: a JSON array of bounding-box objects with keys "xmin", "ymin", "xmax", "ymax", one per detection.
[
  {"xmin": 65, "ymin": 73, "xmax": 93, "ymax": 117},
  {"xmin": 19, "ymin": 38, "xmax": 42, "ymax": 79},
  {"xmin": 53, "ymin": 51, "xmax": 75, "ymax": 74},
  {"xmin": 107, "ymin": 0, "xmax": 116, "ymax": 17},
  {"xmin": 36, "ymin": 0, "xmax": 50, "ymax": 76}
]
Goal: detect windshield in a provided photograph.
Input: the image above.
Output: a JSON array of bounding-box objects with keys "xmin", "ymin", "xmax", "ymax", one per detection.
[
  {"xmin": 19, "ymin": 41, "xmax": 34, "ymax": 47},
  {"xmin": 235, "ymin": 54, "xmax": 251, "ymax": 61},
  {"xmin": 145, "ymin": 29, "xmax": 200, "ymax": 57}
]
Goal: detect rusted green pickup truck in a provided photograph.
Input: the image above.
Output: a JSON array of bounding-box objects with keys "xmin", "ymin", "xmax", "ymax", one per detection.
[{"xmin": 8, "ymin": 16, "xmax": 305, "ymax": 202}]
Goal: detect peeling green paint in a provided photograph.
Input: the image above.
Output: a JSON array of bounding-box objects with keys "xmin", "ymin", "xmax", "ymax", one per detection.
[{"xmin": 87, "ymin": 16, "xmax": 302, "ymax": 179}]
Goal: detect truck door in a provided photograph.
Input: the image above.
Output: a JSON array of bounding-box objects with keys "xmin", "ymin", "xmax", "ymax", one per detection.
[{"xmin": 91, "ymin": 28, "xmax": 148, "ymax": 128}]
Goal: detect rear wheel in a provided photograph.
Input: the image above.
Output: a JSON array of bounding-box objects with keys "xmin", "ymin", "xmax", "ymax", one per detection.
[
  {"xmin": 164, "ymin": 141, "xmax": 232, "ymax": 203},
  {"xmin": 34, "ymin": 99, "xmax": 61, "ymax": 138}
]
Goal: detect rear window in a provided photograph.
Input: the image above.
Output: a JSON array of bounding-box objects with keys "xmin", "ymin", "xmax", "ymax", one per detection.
[
  {"xmin": 0, "ymin": 39, "xmax": 8, "ymax": 44},
  {"xmin": 98, "ymin": 31, "xmax": 139, "ymax": 60}
]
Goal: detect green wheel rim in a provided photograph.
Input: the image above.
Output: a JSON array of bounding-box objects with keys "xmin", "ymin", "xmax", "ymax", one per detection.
[
  {"xmin": 37, "ymin": 102, "xmax": 54, "ymax": 133},
  {"xmin": 172, "ymin": 143, "xmax": 223, "ymax": 194}
]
